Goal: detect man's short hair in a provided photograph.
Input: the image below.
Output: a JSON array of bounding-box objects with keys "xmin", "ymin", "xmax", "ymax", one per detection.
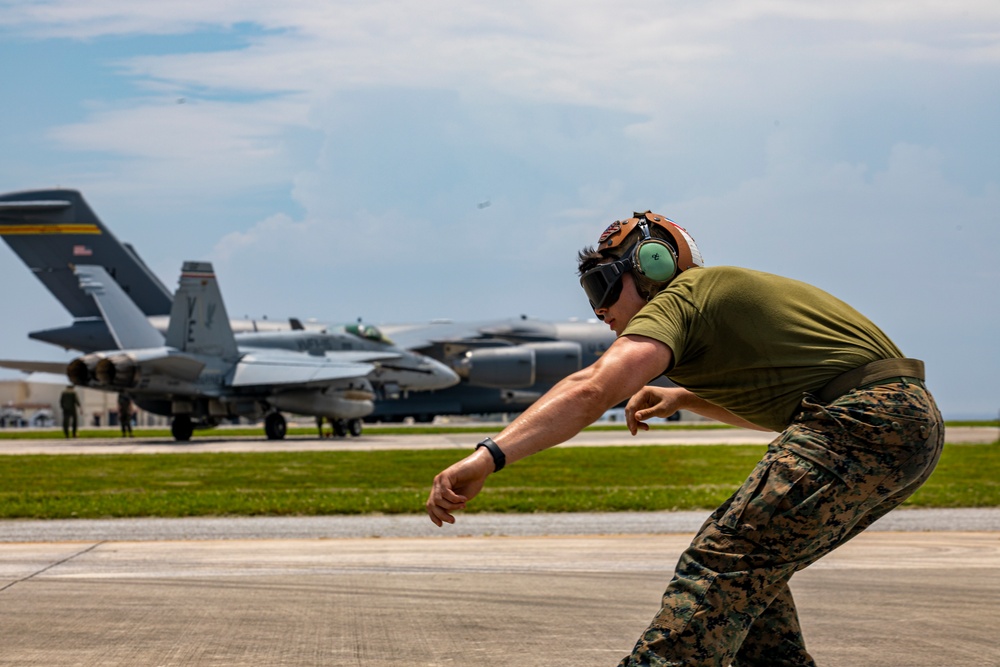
[{"xmin": 576, "ymin": 246, "xmax": 607, "ymax": 277}]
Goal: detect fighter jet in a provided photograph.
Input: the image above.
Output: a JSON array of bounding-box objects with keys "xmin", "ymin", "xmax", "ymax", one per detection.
[{"xmin": 61, "ymin": 262, "xmax": 450, "ymax": 440}]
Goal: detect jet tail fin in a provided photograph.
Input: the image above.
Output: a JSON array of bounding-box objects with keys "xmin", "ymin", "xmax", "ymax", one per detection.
[
  {"xmin": 0, "ymin": 189, "xmax": 172, "ymax": 318},
  {"xmin": 164, "ymin": 262, "xmax": 239, "ymax": 359},
  {"xmin": 74, "ymin": 265, "xmax": 165, "ymax": 350}
]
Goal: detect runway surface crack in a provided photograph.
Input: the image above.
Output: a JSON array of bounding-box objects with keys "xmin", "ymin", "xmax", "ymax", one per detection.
[{"xmin": 0, "ymin": 541, "xmax": 106, "ymax": 593}]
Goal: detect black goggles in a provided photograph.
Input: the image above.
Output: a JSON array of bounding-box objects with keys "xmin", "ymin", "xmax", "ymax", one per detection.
[{"xmin": 579, "ymin": 255, "xmax": 634, "ymax": 310}]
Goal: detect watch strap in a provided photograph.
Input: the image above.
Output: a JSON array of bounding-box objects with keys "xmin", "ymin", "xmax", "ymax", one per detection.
[{"xmin": 476, "ymin": 437, "xmax": 506, "ymax": 472}]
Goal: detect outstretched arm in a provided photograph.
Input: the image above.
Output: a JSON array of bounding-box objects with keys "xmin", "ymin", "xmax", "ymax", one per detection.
[
  {"xmin": 625, "ymin": 385, "xmax": 771, "ymax": 433},
  {"xmin": 425, "ymin": 334, "xmax": 672, "ymax": 526}
]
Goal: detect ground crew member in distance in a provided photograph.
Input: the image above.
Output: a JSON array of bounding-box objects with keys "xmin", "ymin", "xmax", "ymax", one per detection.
[
  {"xmin": 426, "ymin": 211, "xmax": 943, "ymax": 666},
  {"xmin": 117, "ymin": 392, "xmax": 134, "ymax": 437},
  {"xmin": 60, "ymin": 384, "xmax": 81, "ymax": 438}
]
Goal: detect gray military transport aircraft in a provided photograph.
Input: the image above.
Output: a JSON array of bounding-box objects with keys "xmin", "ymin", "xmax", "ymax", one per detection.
[{"xmin": 0, "ymin": 188, "xmax": 624, "ymax": 423}]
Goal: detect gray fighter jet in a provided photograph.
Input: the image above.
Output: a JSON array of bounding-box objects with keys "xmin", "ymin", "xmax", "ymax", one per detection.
[{"xmin": 61, "ymin": 262, "xmax": 455, "ymax": 440}]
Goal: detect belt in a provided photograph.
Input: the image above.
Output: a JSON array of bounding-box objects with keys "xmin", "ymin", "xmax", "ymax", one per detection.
[{"xmin": 815, "ymin": 358, "xmax": 925, "ymax": 404}]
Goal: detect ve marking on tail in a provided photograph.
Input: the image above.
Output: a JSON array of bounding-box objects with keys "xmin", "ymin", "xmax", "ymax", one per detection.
[{"xmin": 164, "ymin": 261, "xmax": 239, "ymax": 360}]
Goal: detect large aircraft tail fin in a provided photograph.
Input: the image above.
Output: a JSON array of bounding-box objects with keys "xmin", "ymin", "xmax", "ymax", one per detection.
[
  {"xmin": 74, "ymin": 265, "xmax": 165, "ymax": 350},
  {"xmin": 0, "ymin": 189, "xmax": 172, "ymax": 318},
  {"xmin": 165, "ymin": 261, "xmax": 239, "ymax": 359}
]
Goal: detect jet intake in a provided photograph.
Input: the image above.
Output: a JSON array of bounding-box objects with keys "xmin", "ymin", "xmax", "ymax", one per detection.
[
  {"xmin": 522, "ymin": 341, "xmax": 583, "ymax": 384},
  {"xmin": 453, "ymin": 346, "xmax": 535, "ymax": 388},
  {"xmin": 451, "ymin": 341, "xmax": 584, "ymax": 389}
]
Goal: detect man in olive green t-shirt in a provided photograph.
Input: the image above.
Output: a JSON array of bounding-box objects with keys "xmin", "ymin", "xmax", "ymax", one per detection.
[{"xmin": 426, "ymin": 212, "xmax": 943, "ymax": 666}]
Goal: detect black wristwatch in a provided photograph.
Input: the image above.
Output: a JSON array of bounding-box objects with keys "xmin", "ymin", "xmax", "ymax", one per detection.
[{"xmin": 476, "ymin": 437, "xmax": 506, "ymax": 472}]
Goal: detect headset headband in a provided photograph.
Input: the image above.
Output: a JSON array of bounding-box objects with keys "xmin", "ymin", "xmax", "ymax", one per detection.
[{"xmin": 596, "ymin": 211, "xmax": 704, "ymax": 272}]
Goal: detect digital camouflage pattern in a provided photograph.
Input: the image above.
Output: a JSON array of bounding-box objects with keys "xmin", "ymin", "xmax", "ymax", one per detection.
[{"xmin": 619, "ymin": 379, "xmax": 944, "ymax": 667}]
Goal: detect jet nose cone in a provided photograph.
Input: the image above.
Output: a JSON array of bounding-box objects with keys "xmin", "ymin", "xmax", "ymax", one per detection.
[
  {"xmin": 424, "ymin": 358, "xmax": 461, "ymax": 390},
  {"xmin": 409, "ymin": 357, "xmax": 460, "ymax": 391}
]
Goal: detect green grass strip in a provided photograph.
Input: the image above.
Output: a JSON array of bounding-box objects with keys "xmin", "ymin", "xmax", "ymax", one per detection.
[
  {"xmin": 0, "ymin": 443, "xmax": 996, "ymax": 519},
  {"xmin": 0, "ymin": 422, "xmax": 740, "ymax": 440},
  {"xmin": 1, "ymin": 420, "xmax": 994, "ymax": 440}
]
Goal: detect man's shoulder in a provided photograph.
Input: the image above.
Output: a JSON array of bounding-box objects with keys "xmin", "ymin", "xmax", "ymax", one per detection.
[
  {"xmin": 677, "ymin": 265, "xmax": 783, "ymax": 281},
  {"xmin": 672, "ymin": 266, "xmax": 815, "ymax": 293}
]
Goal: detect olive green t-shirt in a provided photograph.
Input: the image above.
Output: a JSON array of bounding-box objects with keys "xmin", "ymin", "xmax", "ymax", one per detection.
[{"xmin": 622, "ymin": 266, "xmax": 904, "ymax": 431}]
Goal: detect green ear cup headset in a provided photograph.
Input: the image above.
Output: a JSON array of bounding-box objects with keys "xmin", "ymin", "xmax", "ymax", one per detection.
[{"xmin": 633, "ymin": 219, "xmax": 678, "ymax": 283}]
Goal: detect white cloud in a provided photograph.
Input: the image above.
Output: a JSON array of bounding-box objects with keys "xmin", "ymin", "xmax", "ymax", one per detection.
[{"xmin": 48, "ymin": 97, "xmax": 309, "ymax": 160}]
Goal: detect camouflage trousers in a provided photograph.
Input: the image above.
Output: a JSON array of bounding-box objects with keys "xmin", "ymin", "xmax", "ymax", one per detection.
[{"xmin": 619, "ymin": 379, "xmax": 944, "ymax": 667}]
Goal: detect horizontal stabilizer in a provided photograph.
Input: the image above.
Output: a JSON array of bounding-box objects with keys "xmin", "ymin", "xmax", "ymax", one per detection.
[
  {"xmin": 28, "ymin": 318, "xmax": 118, "ymax": 353},
  {"xmin": 230, "ymin": 352, "xmax": 374, "ymax": 388},
  {"xmin": 0, "ymin": 359, "xmax": 69, "ymax": 375}
]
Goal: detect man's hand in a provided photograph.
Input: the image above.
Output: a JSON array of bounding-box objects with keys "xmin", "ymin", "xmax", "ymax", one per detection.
[
  {"xmin": 426, "ymin": 448, "xmax": 495, "ymax": 527},
  {"xmin": 625, "ymin": 386, "xmax": 688, "ymax": 435}
]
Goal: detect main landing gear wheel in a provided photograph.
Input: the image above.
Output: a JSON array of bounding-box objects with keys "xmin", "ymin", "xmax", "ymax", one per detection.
[
  {"xmin": 264, "ymin": 412, "xmax": 287, "ymax": 440},
  {"xmin": 332, "ymin": 419, "xmax": 347, "ymax": 438},
  {"xmin": 171, "ymin": 415, "xmax": 193, "ymax": 442},
  {"xmin": 348, "ymin": 419, "xmax": 362, "ymax": 437}
]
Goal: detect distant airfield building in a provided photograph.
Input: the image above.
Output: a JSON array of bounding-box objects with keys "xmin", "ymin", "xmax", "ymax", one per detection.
[{"xmin": 0, "ymin": 375, "xmax": 167, "ymax": 429}]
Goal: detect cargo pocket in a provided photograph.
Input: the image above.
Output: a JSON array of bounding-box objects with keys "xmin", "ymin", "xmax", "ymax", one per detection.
[
  {"xmin": 721, "ymin": 451, "xmax": 850, "ymax": 562},
  {"xmin": 719, "ymin": 452, "xmax": 809, "ymax": 537}
]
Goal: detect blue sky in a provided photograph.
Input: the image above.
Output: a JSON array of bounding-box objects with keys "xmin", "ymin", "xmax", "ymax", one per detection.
[{"xmin": 0, "ymin": 1, "xmax": 997, "ymax": 418}]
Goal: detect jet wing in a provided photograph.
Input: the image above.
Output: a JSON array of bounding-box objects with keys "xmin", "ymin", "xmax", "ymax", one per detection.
[
  {"xmin": 378, "ymin": 319, "xmax": 508, "ymax": 353},
  {"xmin": 236, "ymin": 347, "xmax": 401, "ymax": 365},
  {"xmin": 229, "ymin": 351, "xmax": 379, "ymax": 388},
  {"xmin": 378, "ymin": 317, "xmax": 568, "ymax": 352}
]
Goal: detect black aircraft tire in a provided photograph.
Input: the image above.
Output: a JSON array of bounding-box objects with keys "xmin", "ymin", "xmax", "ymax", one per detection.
[
  {"xmin": 348, "ymin": 419, "xmax": 362, "ymax": 437},
  {"xmin": 265, "ymin": 413, "xmax": 287, "ymax": 440},
  {"xmin": 333, "ymin": 419, "xmax": 348, "ymax": 438},
  {"xmin": 171, "ymin": 415, "xmax": 193, "ymax": 442}
]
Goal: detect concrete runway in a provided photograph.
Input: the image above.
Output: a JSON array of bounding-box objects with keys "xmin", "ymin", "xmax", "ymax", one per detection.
[
  {"xmin": 1, "ymin": 428, "xmax": 997, "ymax": 666},
  {"xmin": 1, "ymin": 531, "xmax": 998, "ymax": 666}
]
